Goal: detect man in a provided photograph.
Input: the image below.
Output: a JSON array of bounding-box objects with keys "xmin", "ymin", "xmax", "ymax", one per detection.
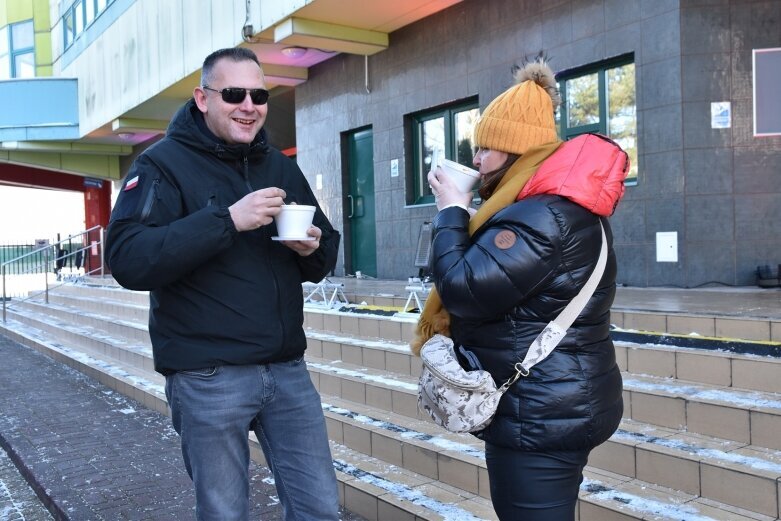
[{"xmin": 105, "ymin": 47, "xmax": 341, "ymax": 520}]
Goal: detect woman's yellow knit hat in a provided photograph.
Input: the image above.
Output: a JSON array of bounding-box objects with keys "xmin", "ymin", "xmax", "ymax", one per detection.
[{"xmin": 474, "ymin": 56, "xmax": 562, "ymax": 155}]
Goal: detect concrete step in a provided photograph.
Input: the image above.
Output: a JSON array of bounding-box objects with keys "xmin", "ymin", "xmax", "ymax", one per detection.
[
  {"xmin": 309, "ymin": 284, "xmax": 781, "ymax": 344},
  {"xmin": 622, "ymin": 372, "xmax": 781, "ymax": 450},
  {"xmin": 45, "ymin": 290, "xmax": 149, "ymax": 322},
  {"xmin": 7, "ymin": 281, "xmax": 781, "ymax": 520},
  {"xmin": 1, "ymin": 317, "xmax": 166, "ymax": 416},
  {"xmin": 52, "ymin": 282, "xmax": 150, "ymax": 306},
  {"xmin": 305, "ymin": 309, "xmax": 781, "ymax": 395},
  {"xmin": 10, "ymin": 296, "xmax": 781, "ymax": 517},
  {"xmin": 19, "ymin": 287, "xmax": 781, "ymax": 449},
  {"xmin": 17, "ymin": 298, "xmax": 150, "ymax": 344},
  {"xmin": 305, "ymin": 348, "xmax": 781, "ymax": 452},
  {"xmin": 321, "ymin": 394, "xmax": 781, "ymax": 518},
  {"xmin": 3, "ymin": 308, "xmax": 776, "ymax": 520}
]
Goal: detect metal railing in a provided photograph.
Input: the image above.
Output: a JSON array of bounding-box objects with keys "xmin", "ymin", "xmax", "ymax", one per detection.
[{"xmin": 2, "ymin": 225, "xmax": 105, "ymax": 322}]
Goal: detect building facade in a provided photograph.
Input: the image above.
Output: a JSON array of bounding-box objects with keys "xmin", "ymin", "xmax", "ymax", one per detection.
[{"xmin": 1, "ymin": 0, "xmax": 779, "ymax": 286}]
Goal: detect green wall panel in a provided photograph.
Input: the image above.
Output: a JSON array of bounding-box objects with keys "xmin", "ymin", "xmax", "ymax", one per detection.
[{"xmin": 6, "ymin": 0, "xmax": 32, "ymax": 23}]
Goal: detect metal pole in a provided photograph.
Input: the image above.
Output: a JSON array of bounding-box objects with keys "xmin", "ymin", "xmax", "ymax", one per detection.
[
  {"xmin": 2, "ymin": 265, "xmax": 6, "ymax": 322},
  {"xmin": 44, "ymin": 255, "xmax": 49, "ymax": 304},
  {"xmin": 100, "ymin": 227, "xmax": 105, "ymax": 277}
]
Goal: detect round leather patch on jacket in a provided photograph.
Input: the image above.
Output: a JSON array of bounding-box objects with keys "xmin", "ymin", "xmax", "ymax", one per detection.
[{"xmin": 494, "ymin": 230, "xmax": 516, "ymax": 249}]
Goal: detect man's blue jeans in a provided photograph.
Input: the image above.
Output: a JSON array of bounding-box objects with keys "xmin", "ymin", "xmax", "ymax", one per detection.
[{"xmin": 165, "ymin": 358, "xmax": 339, "ymax": 521}]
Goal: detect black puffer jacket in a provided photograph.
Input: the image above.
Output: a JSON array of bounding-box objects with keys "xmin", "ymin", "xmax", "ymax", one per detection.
[
  {"xmin": 431, "ymin": 141, "xmax": 625, "ymax": 452},
  {"xmin": 106, "ymin": 100, "xmax": 340, "ymax": 375}
]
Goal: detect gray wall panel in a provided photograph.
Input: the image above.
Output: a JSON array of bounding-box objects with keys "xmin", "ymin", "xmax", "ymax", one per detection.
[{"xmin": 295, "ymin": 0, "xmax": 780, "ymax": 285}]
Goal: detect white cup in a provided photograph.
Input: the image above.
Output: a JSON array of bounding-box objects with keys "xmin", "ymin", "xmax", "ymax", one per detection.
[
  {"xmin": 438, "ymin": 158, "xmax": 480, "ymax": 193},
  {"xmin": 274, "ymin": 204, "xmax": 316, "ymax": 239}
]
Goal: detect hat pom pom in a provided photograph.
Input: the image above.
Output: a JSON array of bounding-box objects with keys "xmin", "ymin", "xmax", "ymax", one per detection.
[{"xmin": 512, "ymin": 53, "xmax": 561, "ymax": 111}]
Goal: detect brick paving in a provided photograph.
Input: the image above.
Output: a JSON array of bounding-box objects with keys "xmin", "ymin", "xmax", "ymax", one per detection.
[
  {"xmin": 0, "ymin": 446, "xmax": 53, "ymax": 521},
  {"xmin": 0, "ymin": 334, "xmax": 363, "ymax": 521}
]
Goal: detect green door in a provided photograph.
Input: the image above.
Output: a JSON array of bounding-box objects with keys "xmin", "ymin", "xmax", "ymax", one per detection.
[{"xmin": 347, "ymin": 128, "xmax": 377, "ymax": 277}]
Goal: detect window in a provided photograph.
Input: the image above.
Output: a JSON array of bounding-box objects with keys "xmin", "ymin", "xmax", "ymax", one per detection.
[
  {"xmin": 62, "ymin": 0, "xmax": 115, "ymax": 51},
  {"xmin": 409, "ymin": 99, "xmax": 480, "ymax": 205},
  {"xmin": 0, "ymin": 26, "xmax": 9, "ymax": 80},
  {"xmin": 2, "ymin": 20, "xmax": 35, "ymax": 78},
  {"xmin": 558, "ymin": 56, "xmax": 638, "ymax": 184}
]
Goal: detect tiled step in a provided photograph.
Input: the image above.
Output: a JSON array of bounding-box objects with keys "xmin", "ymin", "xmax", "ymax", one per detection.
[
  {"xmin": 17, "ymin": 298, "xmax": 150, "ymax": 344},
  {"xmin": 615, "ymin": 342, "xmax": 781, "ymax": 394},
  {"xmin": 305, "ymin": 310, "xmax": 781, "ymax": 393},
  {"xmin": 304, "ymin": 305, "xmax": 417, "ymax": 344},
  {"xmin": 3, "ymin": 284, "xmax": 779, "ymax": 520},
  {"xmin": 45, "ymin": 291, "xmax": 149, "ymax": 322},
  {"xmin": 0, "ymin": 317, "xmax": 166, "ymax": 416},
  {"xmin": 304, "ymin": 306, "xmax": 781, "ymax": 395},
  {"xmin": 310, "ymin": 285, "xmax": 781, "ymax": 343},
  {"xmin": 305, "ymin": 349, "xmax": 781, "ymax": 454},
  {"xmin": 592, "ymin": 420, "xmax": 781, "ymax": 518},
  {"xmin": 53, "ymin": 282, "xmax": 150, "ymax": 306},
  {"xmin": 6, "ymin": 305, "xmax": 153, "ymax": 372},
  {"xmin": 252, "ymin": 438, "xmax": 500, "ymax": 521},
  {"xmin": 611, "ymin": 309, "xmax": 780, "ymax": 344},
  {"xmin": 25, "ymin": 287, "xmax": 781, "ymax": 451},
  {"xmin": 8, "ymin": 297, "xmax": 780, "ymax": 517},
  {"xmin": 623, "ymin": 373, "xmax": 781, "ymax": 450},
  {"xmin": 258, "ymin": 427, "xmax": 773, "ymax": 521},
  {"xmin": 320, "ymin": 393, "xmax": 781, "ymax": 517}
]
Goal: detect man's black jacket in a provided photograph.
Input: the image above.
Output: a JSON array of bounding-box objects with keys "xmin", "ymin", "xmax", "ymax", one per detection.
[{"xmin": 105, "ymin": 100, "xmax": 340, "ymax": 375}]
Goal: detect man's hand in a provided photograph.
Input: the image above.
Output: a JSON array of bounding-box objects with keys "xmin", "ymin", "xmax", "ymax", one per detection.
[
  {"xmin": 427, "ymin": 167, "xmax": 473, "ymax": 211},
  {"xmin": 282, "ymin": 225, "xmax": 321, "ymax": 256},
  {"xmin": 229, "ymin": 187, "xmax": 286, "ymax": 231}
]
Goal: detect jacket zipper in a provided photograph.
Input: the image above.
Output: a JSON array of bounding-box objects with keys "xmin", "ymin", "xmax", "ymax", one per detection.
[
  {"xmin": 140, "ymin": 179, "xmax": 160, "ymax": 223},
  {"xmin": 241, "ymin": 152, "xmax": 285, "ymax": 350},
  {"xmin": 242, "ymin": 155, "xmax": 253, "ymax": 193}
]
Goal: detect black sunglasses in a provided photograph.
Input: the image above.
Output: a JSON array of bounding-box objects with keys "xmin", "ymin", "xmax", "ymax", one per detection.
[{"xmin": 202, "ymin": 86, "xmax": 269, "ymax": 105}]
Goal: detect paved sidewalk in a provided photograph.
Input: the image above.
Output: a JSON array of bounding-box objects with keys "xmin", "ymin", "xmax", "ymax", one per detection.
[
  {"xmin": 0, "ymin": 446, "xmax": 53, "ymax": 521},
  {"xmin": 0, "ymin": 334, "xmax": 359, "ymax": 521}
]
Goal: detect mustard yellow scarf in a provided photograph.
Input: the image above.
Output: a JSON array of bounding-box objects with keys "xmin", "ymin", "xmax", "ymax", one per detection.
[{"xmin": 410, "ymin": 141, "xmax": 562, "ymax": 355}]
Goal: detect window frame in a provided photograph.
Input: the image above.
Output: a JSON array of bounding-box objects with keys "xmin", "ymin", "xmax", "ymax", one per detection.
[
  {"xmin": 408, "ymin": 97, "xmax": 479, "ymax": 206},
  {"xmin": 0, "ymin": 26, "xmax": 9, "ymax": 80},
  {"xmin": 557, "ymin": 54, "xmax": 637, "ymax": 185},
  {"xmin": 62, "ymin": 0, "xmax": 115, "ymax": 51},
  {"xmin": 8, "ymin": 20, "xmax": 34, "ymax": 78}
]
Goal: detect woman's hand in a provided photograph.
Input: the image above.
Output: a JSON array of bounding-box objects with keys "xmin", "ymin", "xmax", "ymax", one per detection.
[{"xmin": 427, "ymin": 167, "xmax": 473, "ymax": 211}]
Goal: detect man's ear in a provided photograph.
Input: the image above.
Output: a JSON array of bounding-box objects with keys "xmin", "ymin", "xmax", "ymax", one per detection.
[{"xmin": 193, "ymin": 87, "xmax": 208, "ymax": 113}]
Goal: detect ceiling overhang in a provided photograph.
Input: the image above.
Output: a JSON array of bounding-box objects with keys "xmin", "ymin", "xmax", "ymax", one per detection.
[
  {"xmin": 272, "ymin": 17, "xmax": 389, "ymax": 56},
  {"xmin": 3, "ymin": 0, "xmax": 464, "ymax": 157}
]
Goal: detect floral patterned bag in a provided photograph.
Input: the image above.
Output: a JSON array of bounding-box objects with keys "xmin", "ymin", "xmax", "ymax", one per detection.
[{"xmin": 418, "ymin": 334, "xmax": 512, "ymax": 433}]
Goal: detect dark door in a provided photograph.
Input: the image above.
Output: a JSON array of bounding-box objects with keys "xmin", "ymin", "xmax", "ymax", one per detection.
[{"xmin": 346, "ymin": 128, "xmax": 377, "ymax": 277}]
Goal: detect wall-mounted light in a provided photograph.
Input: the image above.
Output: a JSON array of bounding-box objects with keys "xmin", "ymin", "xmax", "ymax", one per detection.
[
  {"xmin": 281, "ymin": 46, "xmax": 307, "ymax": 58},
  {"xmin": 117, "ymin": 132, "xmax": 135, "ymax": 140}
]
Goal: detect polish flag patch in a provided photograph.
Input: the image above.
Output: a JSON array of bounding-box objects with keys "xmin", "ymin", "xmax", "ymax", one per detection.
[{"xmin": 124, "ymin": 175, "xmax": 140, "ymax": 191}]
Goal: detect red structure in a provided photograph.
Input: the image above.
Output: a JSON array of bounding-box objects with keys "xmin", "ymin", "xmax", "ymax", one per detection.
[{"xmin": 0, "ymin": 162, "xmax": 111, "ymax": 270}]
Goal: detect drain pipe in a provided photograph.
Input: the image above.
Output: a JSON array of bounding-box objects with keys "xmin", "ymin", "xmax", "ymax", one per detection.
[{"xmin": 365, "ymin": 55, "xmax": 371, "ymax": 94}]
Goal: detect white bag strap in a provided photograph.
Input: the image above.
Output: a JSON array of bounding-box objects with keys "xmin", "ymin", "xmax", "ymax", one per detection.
[{"xmin": 500, "ymin": 221, "xmax": 608, "ymax": 390}]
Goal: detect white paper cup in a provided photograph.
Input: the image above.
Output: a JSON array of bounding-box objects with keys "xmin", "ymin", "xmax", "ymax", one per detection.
[
  {"xmin": 439, "ymin": 158, "xmax": 480, "ymax": 193},
  {"xmin": 274, "ymin": 204, "xmax": 316, "ymax": 239}
]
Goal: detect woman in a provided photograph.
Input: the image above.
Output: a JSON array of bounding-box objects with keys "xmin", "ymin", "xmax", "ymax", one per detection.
[{"xmin": 413, "ymin": 56, "xmax": 626, "ymax": 520}]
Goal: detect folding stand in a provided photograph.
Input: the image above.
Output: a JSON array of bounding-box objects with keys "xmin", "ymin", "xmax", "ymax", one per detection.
[
  {"xmin": 403, "ymin": 280, "xmax": 431, "ymax": 313},
  {"xmin": 303, "ymin": 278, "xmax": 349, "ymax": 308}
]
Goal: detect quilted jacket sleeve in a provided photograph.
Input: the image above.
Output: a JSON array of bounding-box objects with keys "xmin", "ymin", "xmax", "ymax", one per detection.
[{"xmin": 431, "ymin": 198, "xmax": 564, "ymax": 320}]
